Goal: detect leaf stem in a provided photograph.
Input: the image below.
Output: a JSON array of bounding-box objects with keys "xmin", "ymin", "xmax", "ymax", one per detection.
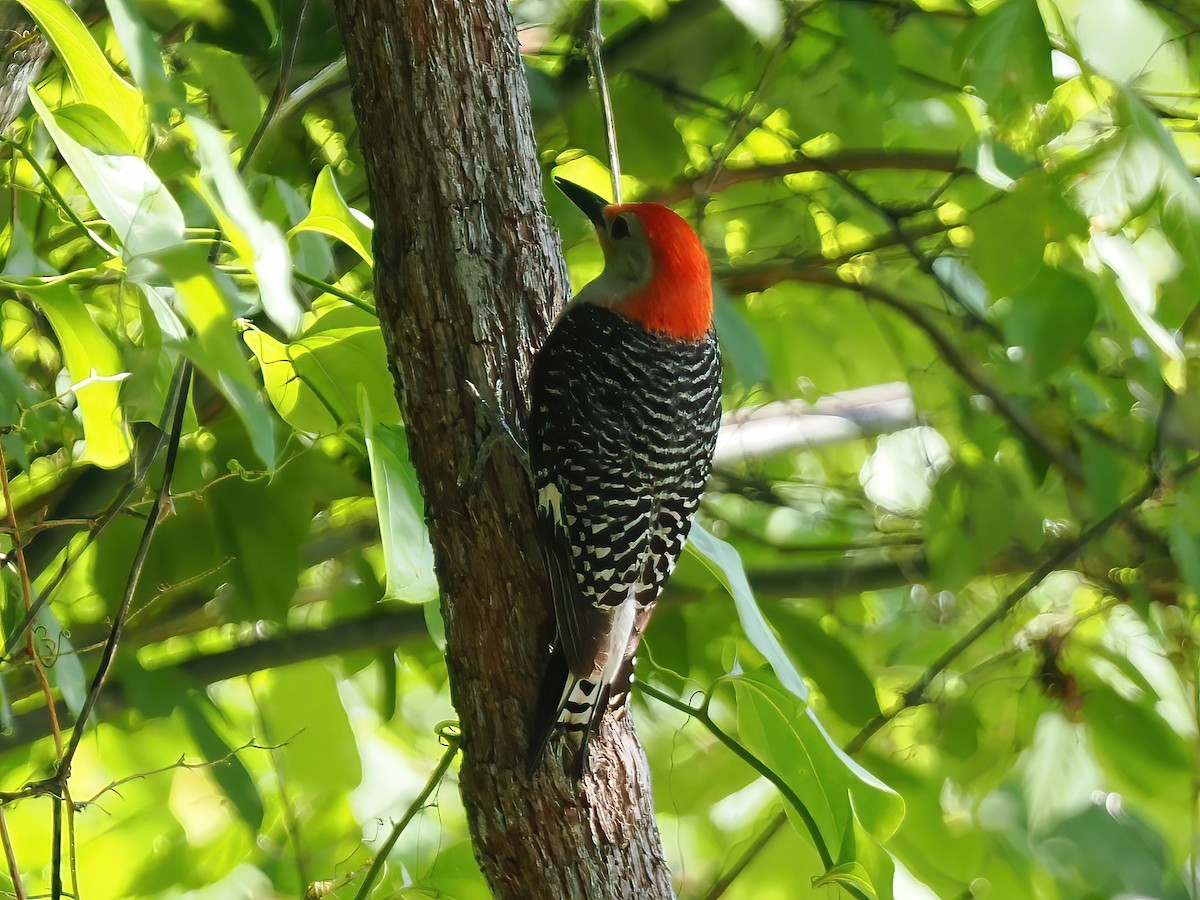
[
  {"xmin": 353, "ymin": 729, "xmax": 461, "ymax": 900},
  {"xmin": 58, "ymin": 361, "xmax": 190, "ymax": 775},
  {"xmin": 294, "ymin": 269, "xmax": 376, "ymax": 314},
  {"xmin": 2, "ymin": 138, "xmax": 120, "ymax": 258},
  {"xmin": 639, "ymin": 681, "xmax": 874, "ymax": 898}
]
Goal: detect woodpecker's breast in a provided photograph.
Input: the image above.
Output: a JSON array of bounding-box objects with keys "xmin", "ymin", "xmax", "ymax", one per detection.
[{"xmin": 529, "ymin": 304, "xmax": 722, "ymax": 610}]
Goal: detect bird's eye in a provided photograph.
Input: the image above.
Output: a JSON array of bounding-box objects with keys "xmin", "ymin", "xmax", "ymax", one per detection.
[{"xmin": 610, "ymin": 216, "xmax": 631, "ymax": 240}]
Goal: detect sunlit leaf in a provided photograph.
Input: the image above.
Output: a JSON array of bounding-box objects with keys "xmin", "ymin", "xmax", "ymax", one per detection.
[
  {"xmin": 956, "ymin": 0, "xmax": 1054, "ymax": 123},
  {"xmin": 289, "ymin": 166, "xmax": 374, "ymax": 267},
  {"xmin": 244, "ymin": 305, "xmax": 398, "ymax": 434},
  {"xmin": 730, "ymin": 673, "xmax": 903, "ymax": 851},
  {"xmin": 362, "ymin": 391, "xmax": 438, "ymax": 603},
  {"xmin": 190, "ymin": 116, "xmax": 303, "ymax": 336},
  {"xmin": 686, "ymin": 524, "xmax": 807, "ymax": 699},
  {"xmin": 29, "ymin": 91, "xmax": 185, "ymax": 259},
  {"xmin": 157, "ymin": 246, "xmax": 276, "ymax": 465},
  {"xmin": 27, "ymin": 283, "xmax": 131, "ymax": 468},
  {"xmin": 103, "ymin": 0, "xmax": 182, "ymax": 120},
  {"xmin": 16, "ymin": 0, "xmax": 145, "ymax": 144}
]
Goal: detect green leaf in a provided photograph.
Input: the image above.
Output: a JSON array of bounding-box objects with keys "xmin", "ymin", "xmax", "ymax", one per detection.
[
  {"xmin": 28, "ymin": 91, "xmax": 184, "ymax": 259},
  {"xmin": 16, "ymin": 0, "xmax": 146, "ymax": 148},
  {"xmin": 362, "ymin": 392, "xmax": 438, "ymax": 603},
  {"xmin": 765, "ymin": 609, "xmax": 881, "ymax": 727},
  {"xmin": 156, "ymin": 246, "xmax": 276, "ymax": 465},
  {"xmin": 177, "ymin": 44, "xmax": 265, "ymax": 145},
  {"xmin": 926, "ymin": 458, "xmax": 1041, "ymax": 592},
  {"xmin": 720, "ymin": 0, "xmax": 783, "ymax": 41},
  {"xmin": 686, "ymin": 524, "xmax": 808, "ymax": 699},
  {"xmin": 956, "ymin": 0, "xmax": 1054, "ymax": 123},
  {"xmin": 51, "ymin": 103, "xmax": 135, "ymax": 156},
  {"xmin": 731, "ymin": 674, "xmax": 903, "ymax": 851},
  {"xmin": 1091, "ymin": 231, "xmax": 1185, "ymax": 391},
  {"xmin": 258, "ymin": 661, "xmax": 361, "ymax": 796},
  {"xmin": 1003, "ymin": 266, "xmax": 1098, "ymax": 380},
  {"xmin": 712, "ymin": 285, "xmax": 769, "ymax": 390},
  {"xmin": 179, "ymin": 695, "xmax": 264, "ymax": 829},
  {"xmin": 243, "ymin": 304, "xmax": 398, "ymax": 434},
  {"xmin": 1084, "ymin": 682, "xmax": 1191, "ymax": 796},
  {"xmin": 813, "ymin": 861, "xmax": 877, "ymax": 898},
  {"xmin": 971, "ymin": 175, "xmax": 1088, "ymax": 298},
  {"xmin": 289, "ymin": 166, "xmax": 374, "ymax": 267},
  {"xmin": 838, "ymin": 5, "xmax": 896, "ymax": 97},
  {"xmin": 103, "ymin": 0, "xmax": 182, "ymax": 120},
  {"xmin": 28, "ymin": 283, "xmax": 131, "ymax": 468},
  {"xmin": 190, "ymin": 116, "xmax": 302, "ymax": 336}
]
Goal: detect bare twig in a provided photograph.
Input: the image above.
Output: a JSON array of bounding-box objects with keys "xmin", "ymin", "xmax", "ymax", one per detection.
[
  {"xmin": 586, "ymin": 0, "xmax": 622, "ymax": 202},
  {"xmin": 0, "ymin": 442, "xmax": 62, "ymax": 753},
  {"xmin": 793, "ymin": 270, "xmax": 1083, "ymax": 480},
  {"xmin": 845, "ymin": 460, "xmax": 1200, "ymax": 755},
  {"xmin": 0, "ymin": 808, "xmax": 26, "ymax": 900},
  {"xmin": 79, "ymin": 738, "xmax": 284, "ymax": 809},
  {"xmin": 353, "ymin": 725, "xmax": 462, "ymax": 900},
  {"xmin": 636, "ymin": 682, "xmax": 861, "ymax": 894},
  {"xmin": 700, "ymin": 807, "xmax": 787, "ymax": 900},
  {"xmin": 58, "ymin": 363, "xmax": 190, "ymax": 777},
  {"xmin": 2, "ymin": 362, "xmax": 187, "ymax": 661}
]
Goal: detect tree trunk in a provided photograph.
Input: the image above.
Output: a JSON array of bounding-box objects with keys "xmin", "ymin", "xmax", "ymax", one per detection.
[
  {"xmin": 331, "ymin": 2, "xmax": 674, "ymax": 897},
  {"xmin": 0, "ymin": 5, "xmax": 51, "ymax": 134}
]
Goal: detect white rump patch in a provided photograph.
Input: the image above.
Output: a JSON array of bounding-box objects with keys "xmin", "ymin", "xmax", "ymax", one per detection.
[{"xmin": 537, "ymin": 483, "xmax": 564, "ymax": 522}]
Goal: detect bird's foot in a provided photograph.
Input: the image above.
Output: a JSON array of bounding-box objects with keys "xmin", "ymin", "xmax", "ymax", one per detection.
[{"xmin": 463, "ymin": 379, "xmax": 530, "ymax": 496}]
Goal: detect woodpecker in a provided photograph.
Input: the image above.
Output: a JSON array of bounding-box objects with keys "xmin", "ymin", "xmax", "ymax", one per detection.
[{"xmin": 527, "ymin": 178, "xmax": 722, "ymax": 775}]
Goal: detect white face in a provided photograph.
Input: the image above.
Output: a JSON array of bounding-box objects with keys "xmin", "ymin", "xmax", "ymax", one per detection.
[{"xmin": 575, "ymin": 211, "xmax": 653, "ymax": 309}]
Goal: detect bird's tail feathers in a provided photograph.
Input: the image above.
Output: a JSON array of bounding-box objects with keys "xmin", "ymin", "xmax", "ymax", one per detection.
[{"xmin": 527, "ymin": 646, "xmax": 637, "ymax": 777}]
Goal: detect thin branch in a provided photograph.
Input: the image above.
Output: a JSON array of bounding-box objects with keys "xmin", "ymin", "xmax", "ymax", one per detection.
[
  {"xmin": 353, "ymin": 727, "xmax": 461, "ymax": 900},
  {"xmin": 696, "ymin": 21, "xmax": 796, "ymax": 208},
  {"xmin": 2, "ymin": 362, "xmax": 187, "ymax": 661},
  {"xmin": 845, "ymin": 460, "xmax": 1200, "ymax": 755},
  {"xmin": 656, "ymin": 150, "xmax": 965, "ymax": 204},
  {"xmin": 78, "ymin": 738, "xmax": 284, "ymax": 808},
  {"xmin": 0, "ymin": 442, "xmax": 62, "ymax": 754},
  {"xmin": 0, "ymin": 808, "xmax": 25, "ymax": 900},
  {"xmin": 637, "ymin": 682, "xmax": 864, "ymax": 894},
  {"xmin": 700, "ymin": 807, "xmax": 787, "ymax": 900},
  {"xmin": 789, "ymin": 270, "xmax": 1084, "ymax": 480},
  {"xmin": 57, "ymin": 363, "xmax": 190, "ymax": 778},
  {"xmin": 240, "ymin": 0, "xmax": 309, "ymax": 174},
  {"xmin": 586, "ymin": 0, "xmax": 622, "ymax": 202},
  {"xmin": 50, "ymin": 797, "xmax": 62, "ymax": 900}
]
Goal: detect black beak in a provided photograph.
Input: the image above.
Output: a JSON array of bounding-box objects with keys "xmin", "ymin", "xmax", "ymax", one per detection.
[{"xmin": 554, "ymin": 177, "xmax": 609, "ymax": 229}]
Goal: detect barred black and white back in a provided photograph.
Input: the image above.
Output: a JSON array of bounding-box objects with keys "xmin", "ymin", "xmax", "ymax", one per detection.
[{"xmin": 527, "ymin": 304, "xmax": 721, "ymax": 774}]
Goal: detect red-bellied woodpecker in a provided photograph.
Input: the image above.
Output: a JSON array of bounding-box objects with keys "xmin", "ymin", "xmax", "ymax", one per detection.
[{"xmin": 528, "ymin": 178, "xmax": 722, "ymax": 775}]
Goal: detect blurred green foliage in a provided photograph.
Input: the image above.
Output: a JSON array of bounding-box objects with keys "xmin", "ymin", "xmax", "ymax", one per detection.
[{"xmin": 3, "ymin": 0, "xmax": 1200, "ymax": 897}]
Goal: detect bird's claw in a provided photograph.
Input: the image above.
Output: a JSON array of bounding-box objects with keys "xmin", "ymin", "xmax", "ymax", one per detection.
[{"xmin": 463, "ymin": 379, "xmax": 530, "ymax": 497}]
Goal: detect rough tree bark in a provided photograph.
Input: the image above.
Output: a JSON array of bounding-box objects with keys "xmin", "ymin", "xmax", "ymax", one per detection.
[
  {"xmin": 1, "ymin": 6, "xmax": 52, "ymax": 134},
  {"xmin": 332, "ymin": 2, "xmax": 674, "ymax": 897}
]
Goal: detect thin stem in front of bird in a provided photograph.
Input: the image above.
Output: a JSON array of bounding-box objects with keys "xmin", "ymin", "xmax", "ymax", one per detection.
[{"xmin": 587, "ymin": 0, "xmax": 622, "ymax": 203}]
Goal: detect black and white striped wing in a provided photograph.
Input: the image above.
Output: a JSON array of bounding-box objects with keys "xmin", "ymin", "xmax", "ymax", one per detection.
[{"xmin": 529, "ymin": 304, "xmax": 721, "ymax": 677}]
